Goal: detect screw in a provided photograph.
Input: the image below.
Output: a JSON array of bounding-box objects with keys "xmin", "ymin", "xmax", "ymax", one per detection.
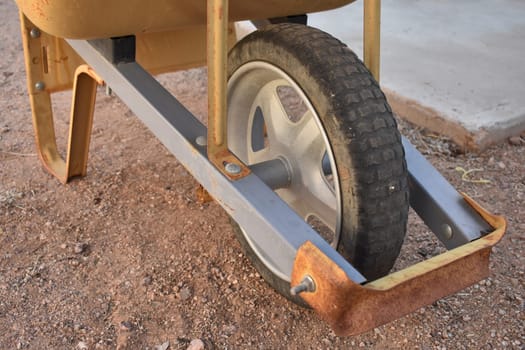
[
  {"xmin": 442, "ymin": 224, "xmax": 453, "ymax": 240},
  {"xmin": 30, "ymin": 28, "xmax": 41, "ymax": 38},
  {"xmin": 290, "ymin": 275, "xmax": 316, "ymax": 296},
  {"xmin": 34, "ymin": 81, "xmax": 45, "ymax": 91},
  {"xmin": 195, "ymin": 136, "xmax": 207, "ymax": 147},
  {"xmin": 388, "ymin": 184, "xmax": 396, "ymax": 192},
  {"xmin": 224, "ymin": 162, "xmax": 241, "ymax": 175}
]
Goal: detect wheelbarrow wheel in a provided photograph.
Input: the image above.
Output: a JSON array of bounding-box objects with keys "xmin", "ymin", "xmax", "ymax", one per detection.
[{"xmin": 227, "ymin": 23, "xmax": 409, "ymax": 304}]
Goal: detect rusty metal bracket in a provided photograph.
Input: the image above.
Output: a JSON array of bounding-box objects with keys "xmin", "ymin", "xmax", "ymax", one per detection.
[
  {"xmin": 207, "ymin": 0, "xmax": 251, "ymax": 180},
  {"xmin": 291, "ymin": 194, "xmax": 506, "ymax": 336},
  {"xmin": 20, "ymin": 13, "xmax": 103, "ymax": 184}
]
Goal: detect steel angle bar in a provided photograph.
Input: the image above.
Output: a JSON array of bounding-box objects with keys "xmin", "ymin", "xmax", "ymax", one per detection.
[
  {"xmin": 66, "ymin": 39, "xmax": 367, "ymax": 285},
  {"xmin": 402, "ymin": 137, "xmax": 491, "ymax": 248}
]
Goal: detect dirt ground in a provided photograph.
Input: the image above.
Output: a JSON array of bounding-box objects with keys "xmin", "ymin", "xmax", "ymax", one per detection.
[{"xmin": 1, "ymin": 2, "xmax": 524, "ymax": 349}]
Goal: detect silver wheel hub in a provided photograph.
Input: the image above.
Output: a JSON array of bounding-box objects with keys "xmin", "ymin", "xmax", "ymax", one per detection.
[{"xmin": 228, "ymin": 61, "xmax": 342, "ymax": 281}]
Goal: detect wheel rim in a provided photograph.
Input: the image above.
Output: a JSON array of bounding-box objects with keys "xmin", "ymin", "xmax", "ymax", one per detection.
[{"xmin": 228, "ymin": 61, "xmax": 342, "ymax": 281}]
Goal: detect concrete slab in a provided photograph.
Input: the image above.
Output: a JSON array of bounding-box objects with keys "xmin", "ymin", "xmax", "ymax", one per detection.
[{"xmin": 307, "ymin": 0, "xmax": 525, "ymax": 150}]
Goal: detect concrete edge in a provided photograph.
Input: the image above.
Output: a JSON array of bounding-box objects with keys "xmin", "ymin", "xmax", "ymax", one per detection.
[{"xmin": 384, "ymin": 88, "xmax": 525, "ymax": 151}]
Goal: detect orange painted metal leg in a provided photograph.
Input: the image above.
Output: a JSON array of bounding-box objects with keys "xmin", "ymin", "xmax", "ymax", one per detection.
[
  {"xmin": 20, "ymin": 13, "xmax": 103, "ymax": 183},
  {"xmin": 206, "ymin": 0, "xmax": 250, "ymax": 180}
]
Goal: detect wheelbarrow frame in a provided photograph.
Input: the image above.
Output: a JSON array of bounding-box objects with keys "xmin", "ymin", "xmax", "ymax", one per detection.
[{"xmin": 17, "ymin": 0, "xmax": 506, "ymax": 336}]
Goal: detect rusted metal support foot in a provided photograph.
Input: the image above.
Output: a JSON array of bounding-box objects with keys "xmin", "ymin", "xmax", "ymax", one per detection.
[
  {"xmin": 20, "ymin": 13, "xmax": 103, "ymax": 183},
  {"xmin": 291, "ymin": 194, "xmax": 506, "ymax": 336}
]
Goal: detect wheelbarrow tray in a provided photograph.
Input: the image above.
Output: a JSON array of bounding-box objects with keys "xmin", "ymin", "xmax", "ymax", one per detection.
[{"xmin": 16, "ymin": 0, "xmax": 355, "ymax": 39}]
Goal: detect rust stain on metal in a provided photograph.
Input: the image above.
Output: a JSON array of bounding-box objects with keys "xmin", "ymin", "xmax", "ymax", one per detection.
[
  {"xmin": 210, "ymin": 148, "xmax": 251, "ymax": 180},
  {"xmin": 196, "ymin": 185, "xmax": 214, "ymax": 204},
  {"xmin": 292, "ymin": 194, "xmax": 506, "ymax": 336}
]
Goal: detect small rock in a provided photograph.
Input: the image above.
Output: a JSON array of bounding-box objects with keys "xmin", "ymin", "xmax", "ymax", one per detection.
[
  {"xmin": 498, "ymin": 309, "xmax": 506, "ymax": 316},
  {"xmin": 497, "ymin": 162, "xmax": 506, "ymax": 169},
  {"xmin": 74, "ymin": 242, "xmax": 89, "ymax": 254},
  {"xmin": 155, "ymin": 341, "xmax": 170, "ymax": 350},
  {"xmin": 179, "ymin": 287, "xmax": 192, "ymax": 301},
  {"xmin": 60, "ymin": 243, "xmax": 67, "ymax": 249},
  {"xmin": 321, "ymin": 338, "xmax": 331, "ymax": 346},
  {"xmin": 76, "ymin": 341, "xmax": 88, "ymax": 350},
  {"xmin": 142, "ymin": 275, "xmax": 152, "ymax": 286},
  {"xmin": 187, "ymin": 339, "xmax": 205, "ymax": 350},
  {"xmin": 509, "ymin": 136, "xmax": 523, "ymax": 146},
  {"xmin": 120, "ymin": 320, "xmax": 133, "ymax": 331}
]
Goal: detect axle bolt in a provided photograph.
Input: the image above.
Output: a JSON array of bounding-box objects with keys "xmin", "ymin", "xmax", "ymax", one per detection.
[
  {"xmin": 225, "ymin": 162, "xmax": 241, "ymax": 175},
  {"xmin": 290, "ymin": 275, "xmax": 316, "ymax": 296}
]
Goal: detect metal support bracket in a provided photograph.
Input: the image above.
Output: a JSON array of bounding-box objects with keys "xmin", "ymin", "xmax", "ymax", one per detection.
[
  {"xmin": 207, "ymin": 0, "xmax": 251, "ymax": 180},
  {"xmin": 292, "ymin": 194, "xmax": 506, "ymax": 336},
  {"xmin": 20, "ymin": 13, "xmax": 103, "ymax": 184}
]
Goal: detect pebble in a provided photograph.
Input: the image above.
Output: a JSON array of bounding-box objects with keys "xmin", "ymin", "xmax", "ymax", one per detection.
[
  {"xmin": 497, "ymin": 162, "xmax": 506, "ymax": 169},
  {"xmin": 179, "ymin": 287, "xmax": 192, "ymax": 301},
  {"xmin": 155, "ymin": 341, "xmax": 170, "ymax": 350},
  {"xmin": 76, "ymin": 341, "xmax": 88, "ymax": 350},
  {"xmin": 120, "ymin": 320, "xmax": 133, "ymax": 331},
  {"xmin": 509, "ymin": 136, "xmax": 523, "ymax": 146},
  {"xmin": 74, "ymin": 242, "xmax": 89, "ymax": 254},
  {"xmin": 142, "ymin": 275, "xmax": 153, "ymax": 286},
  {"xmin": 187, "ymin": 339, "xmax": 205, "ymax": 350}
]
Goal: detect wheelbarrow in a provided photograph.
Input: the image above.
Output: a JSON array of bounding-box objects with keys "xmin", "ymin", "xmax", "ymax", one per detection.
[{"xmin": 14, "ymin": 0, "xmax": 506, "ymax": 336}]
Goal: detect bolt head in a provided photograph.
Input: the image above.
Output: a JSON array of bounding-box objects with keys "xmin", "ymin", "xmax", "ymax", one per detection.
[
  {"xmin": 30, "ymin": 28, "xmax": 41, "ymax": 38},
  {"xmin": 224, "ymin": 162, "xmax": 241, "ymax": 175},
  {"xmin": 34, "ymin": 81, "xmax": 45, "ymax": 91},
  {"xmin": 442, "ymin": 224, "xmax": 453, "ymax": 240},
  {"xmin": 195, "ymin": 136, "xmax": 207, "ymax": 147}
]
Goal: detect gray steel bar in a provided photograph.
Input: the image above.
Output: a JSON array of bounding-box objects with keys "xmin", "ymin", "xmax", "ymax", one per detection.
[
  {"xmin": 403, "ymin": 137, "xmax": 491, "ymax": 248},
  {"xmin": 67, "ymin": 39, "xmax": 367, "ymax": 284}
]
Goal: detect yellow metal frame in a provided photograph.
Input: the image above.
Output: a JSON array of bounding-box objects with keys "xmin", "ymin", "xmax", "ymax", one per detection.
[
  {"xmin": 364, "ymin": 0, "xmax": 381, "ymax": 81},
  {"xmin": 19, "ymin": 9, "xmax": 236, "ymax": 183},
  {"xmin": 20, "ymin": 0, "xmax": 381, "ymax": 183},
  {"xmin": 207, "ymin": 0, "xmax": 251, "ymax": 179},
  {"xmin": 20, "ymin": 13, "xmax": 102, "ymax": 183}
]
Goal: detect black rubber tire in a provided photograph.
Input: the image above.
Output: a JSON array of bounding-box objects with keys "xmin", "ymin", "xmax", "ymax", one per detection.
[{"xmin": 227, "ymin": 23, "xmax": 409, "ymax": 303}]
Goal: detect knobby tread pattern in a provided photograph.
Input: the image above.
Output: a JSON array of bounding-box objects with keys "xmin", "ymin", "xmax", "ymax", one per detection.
[{"xmin": 228, "ymin": 23, "xmax": 409, "ymax": 301}]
